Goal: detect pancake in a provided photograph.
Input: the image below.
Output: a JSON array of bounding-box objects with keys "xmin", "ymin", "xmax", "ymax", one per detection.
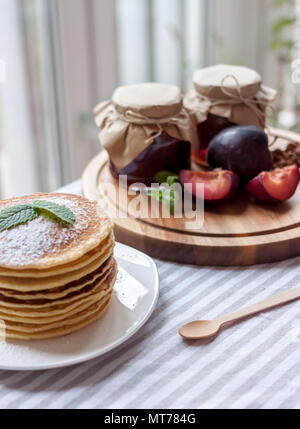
[
  {"xmin": 0, "ymin": 231, "xmax": 114, "ymax": 278},
  {"xmin": 1, "ymin": 267, "xmax": 117, "ymax": 339},
  {"xmin": 0, "ymin": 193, "xmax": 117, "ymax": 340},
  {"xmin": 0, "ymin": 256, "xmax": 114, "ymax": 301},
  {"xmin": 4, "ymin": 296, "xmax": 113, "ymax": 340},
  {"xmin": 0, "ymin": 261, "xmax": 116, "ymax": 311},
  {"xmin": 3, "ymin": 295, "xmax": 112, "ymax": 333},
  {"xmin": 0, "ymin": 193, "xmax": 113, "ymax": 271},
  {"xmin": 0, "ymin": 290, "xmax": 111, "ymax": 324},
  {"xmin": 0, "ymin": 237, "xmax": 115, "ymax": 292}
]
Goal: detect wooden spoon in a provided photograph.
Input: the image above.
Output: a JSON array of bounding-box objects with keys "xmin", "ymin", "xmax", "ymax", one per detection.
[{"xmin": 179, "ymin": 286, "xmax": 300, "ymax": 340}]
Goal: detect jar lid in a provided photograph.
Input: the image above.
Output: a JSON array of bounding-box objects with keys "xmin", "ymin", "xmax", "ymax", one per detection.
[
  {"xmin": 193, "ymin": 64, "xmax": 262, "ymax": 100},
  {"xmin": 112, "ymin": 82, "xmax": 182, "ymax": 119}
]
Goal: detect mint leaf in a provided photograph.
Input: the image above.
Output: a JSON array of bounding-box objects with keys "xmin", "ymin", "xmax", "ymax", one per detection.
[
  {"xmin": 166, "ymin": 175, "xmax": 180, "ymax": 186},
  {"xmin": 0, "ymin": 200, "xmax": 76, "ymax": 232},
  {"xmin": 147, "ymin": 187, "xmax": 179, "ymax": 213},
  {"xmin": 0, "ymin": 204, "xmax": 38, "ymax": 232},
  {"xmin": 154, "ymin": 171, "xmax": 176, "ymax": 185},
  {"xmin": 161, "ymin": 189, "xmax": 179, "ymax": 213},
  {"xmin": 153, "ymin": 173, "xmax": 181, "ymax": 213},
  {"xmin": 33, "ymin": 200, "xmax": 75, "ymax": 225},
  {"xmin": 147, "ymin": 188, "xmax": 163, "ymax": 202}
]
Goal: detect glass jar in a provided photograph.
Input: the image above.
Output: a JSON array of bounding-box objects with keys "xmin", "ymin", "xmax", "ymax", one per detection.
[
  {"xmin": 195, "ymin": 113, "xmax": 234, "ymax": 163},
  {"xmin": 184, "ymin": 64, "xmax": 276, "ymax": 165},
  {"xmin": 94, "ymin": 82, "xmax": 195, "ymax": 186},
  {"xmin": 109, "ymin": 131, "xmax": 190, "ymax": 186}
]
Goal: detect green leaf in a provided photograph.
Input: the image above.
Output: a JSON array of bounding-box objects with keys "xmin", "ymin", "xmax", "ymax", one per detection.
[
  {"xmin": 154, "ymin": 171, "xmax": 176, "ymax": 184},
  {"xmin": 272, "ymin": 0, "xmax": 295, "ymax": 7},
  {"xmin": 161, "ymin": 189, "xmax": 179, "ymax": 214},
  {"xmin": 0, "ymin": 204, "xmax": 38, "ymax": 232},
  {"xmin": 269, "ymin": 38, "xmax": 294, "ymax": 51},
  {"xmin": 166, "ymin": 175, "xmax": 180, "ymax": 186},
  {"xmin": 147, "ymin": 188, "xmax": 163, "ymax": 202},
  {"xmin": 33, "ymin": 200, "xmax": 75, "ymax": 225},
  {"xmin": 148, "ymin": 187, "xmax": 179, "ymax": 214},
  {"xmin": 271, "ymin": 17, "xmax": 296, "ymax": 34}
]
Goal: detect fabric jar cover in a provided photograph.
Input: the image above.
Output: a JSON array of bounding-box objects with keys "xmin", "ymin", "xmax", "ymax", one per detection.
[
  {"xmin": 183, "ymin": 64, "xmax": 277, "ymax": 130},
  {"xmin": 94, "ymin": 82, "xmax": 197, "ymax": 170}
]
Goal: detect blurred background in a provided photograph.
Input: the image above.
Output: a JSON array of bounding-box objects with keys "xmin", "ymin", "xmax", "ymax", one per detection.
[{"xmin": 0, "ymin": 0, "xmax": 299, "ymax": 198}]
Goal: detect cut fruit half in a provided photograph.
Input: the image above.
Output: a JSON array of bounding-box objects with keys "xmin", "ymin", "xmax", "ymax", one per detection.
[
  {"xmin": 179, "ymin": 169, "xmax": 239, "ymax": 203},
  {"xmin": 246, "ymin": 164, "xmax": 299, "ymax": 202}
]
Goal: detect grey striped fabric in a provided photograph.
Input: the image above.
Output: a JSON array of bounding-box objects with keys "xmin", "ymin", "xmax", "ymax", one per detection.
[{"xmin": 1, "ymin": 180, "xmax": 300, "ymax": 409}]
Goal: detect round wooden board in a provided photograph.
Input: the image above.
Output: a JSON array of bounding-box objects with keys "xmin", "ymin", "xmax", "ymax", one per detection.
[{"xmin": 82, "ymin": 127, "xmax": 300, "ymax": 266}]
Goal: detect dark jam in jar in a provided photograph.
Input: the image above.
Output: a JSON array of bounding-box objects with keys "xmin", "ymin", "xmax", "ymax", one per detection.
[
  {"xmin": 110, "ymin": 131, "xmax": 191, "ymax": 186},
  {"xmin": 195, "ymin": 113, "xmax": 234, "ymax": 163}
]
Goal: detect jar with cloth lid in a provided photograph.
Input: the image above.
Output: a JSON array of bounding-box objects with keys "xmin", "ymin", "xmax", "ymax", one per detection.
[
  {"xmin": 94, "ymin": 82, "xmax": 196, "ymax": 186},
  {"xmin": 183, "ymin": 64, "xmax": 277, "ymax": 164}
]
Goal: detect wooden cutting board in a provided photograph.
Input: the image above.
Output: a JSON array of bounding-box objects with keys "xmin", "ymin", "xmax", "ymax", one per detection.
[{"xmin": 82, "ymin": 127, "xmax": 300, "ymax": 266}]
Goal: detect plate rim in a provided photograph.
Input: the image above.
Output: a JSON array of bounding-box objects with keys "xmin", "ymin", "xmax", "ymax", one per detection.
[{"xmin": 0, "ymin": 242, "xmax": 159, "ymax": 371}]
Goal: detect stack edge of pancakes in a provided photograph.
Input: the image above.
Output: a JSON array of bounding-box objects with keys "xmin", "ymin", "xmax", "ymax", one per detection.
[{"xmin": 0, "ymin": 193, "xmax": 116, "ymax": 340}]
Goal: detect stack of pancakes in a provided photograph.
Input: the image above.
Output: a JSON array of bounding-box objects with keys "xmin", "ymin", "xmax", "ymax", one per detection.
[{"xmin": 0, "ymin": 193, "xmax": 116, "ymax": 340}]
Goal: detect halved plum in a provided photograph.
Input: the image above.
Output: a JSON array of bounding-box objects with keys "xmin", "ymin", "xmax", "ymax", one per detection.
[
  {"xmin": 179, "ymin": 169, "xmax": 239, "ymax": 203},
  {"xmin": 246, "ymin": 164, "xmax": 300, "ymax": 202}
]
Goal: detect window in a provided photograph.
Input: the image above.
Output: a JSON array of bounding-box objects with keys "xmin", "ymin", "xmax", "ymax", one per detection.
[{"xmin": 0, "ymin": 0, "xmax": 297, "ymax": 198}]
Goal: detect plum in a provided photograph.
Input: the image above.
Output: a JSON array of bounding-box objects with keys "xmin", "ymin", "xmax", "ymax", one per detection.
[
  {"xmin": 246, "ymin": 164, "xmax": 299, "ymax": 202},
  {"xmin": 179, "ymin": 169, "xmax": 239, "ymax": 203},
  {"xmin": 206, "ymin": 125, "xmax": 273, "ymax": 182}
]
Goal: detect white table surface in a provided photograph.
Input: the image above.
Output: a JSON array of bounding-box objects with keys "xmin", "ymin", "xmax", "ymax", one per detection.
[{"xmin": 1, "ymin": 179, "xmax": 300, "ymax": 409}]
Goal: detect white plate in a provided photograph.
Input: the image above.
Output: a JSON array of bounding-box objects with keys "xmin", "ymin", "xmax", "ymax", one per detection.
[{"xmin": 0, "ymin": 243, "xmax": 159, "ymax": 371}]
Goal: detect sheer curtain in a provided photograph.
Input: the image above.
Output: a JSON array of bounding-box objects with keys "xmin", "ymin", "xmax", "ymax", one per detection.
[
  {"xmin": 115, "ymin": 0, "xmax": 208, "ymax": 88},
  {"xmin": 0, "ymin": 0, "xmax": 40, "ymax": 198},
  {"xmin": 0, "ymin": 0, "xmax": 69, "ymax": 198},
  {"xmin": 0, "ymin": 0, "xmax": 274, "ymax": 199}
]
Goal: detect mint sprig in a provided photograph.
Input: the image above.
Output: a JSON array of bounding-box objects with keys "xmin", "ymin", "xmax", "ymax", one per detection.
[
  {"xmin": 148, "ymin": 171, "xmax": 182, "ymax": 213},
  {"xmin": 0, "ymin": 204, "xmax": 38, "ymax": 232},
  {"xmin": 166, "ymin": 175, "xmax": 180, "ymax": 186},
  {"xmin": 148, "ymin": 187, "xmax": 180, "ymax": 213},
  {"xmin": 154, "ymin": 171, "xmax": 180, "ymax": 186},
  {"xmin": 147, "ymin": 188, "xmax": 163, "ymax": 203},
  {"xmin": 33, "ymin": 200, "xmax": 75, "ymax": 225},
  {"xmin": 0, "ymin": 200, "xmax": 76, "ymax": 232},
  {"xmin": 154, "ymin": 171, "xmax": 176, "ymax": 185}
]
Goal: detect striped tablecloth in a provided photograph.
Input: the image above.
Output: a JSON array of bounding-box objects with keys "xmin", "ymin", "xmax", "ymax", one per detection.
[{"xmin": 1, "ymin": 180, "xmax": 300, "ymax": 409}]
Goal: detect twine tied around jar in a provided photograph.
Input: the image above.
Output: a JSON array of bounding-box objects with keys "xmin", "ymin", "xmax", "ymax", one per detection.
[
  {"xmin": 218, "ymin": 75, "xmax": 271, "ymax": 128},
  {"xmin": 95, "ymin": 97, "xmax": 195, "ymax": 170},
  {"xmin": 116, "ymin": 108, "xmax": 190, "ymax": 144},
  {"xmin": 192, "ymin": 74, "xmax": 275, "ymax": 145},
  {"xmin": 221, "ymin": 75, "xmax": 278, "ymax": 145}
]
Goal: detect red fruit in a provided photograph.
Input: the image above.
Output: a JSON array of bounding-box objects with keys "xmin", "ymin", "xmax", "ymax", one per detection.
[
  {"xmin": 179, "ymin": 169, "xmax": 239, "ymax": 203},
  {"xmin": 246, "ymin": 164, "xmax": 300, "ymax": 202}
]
